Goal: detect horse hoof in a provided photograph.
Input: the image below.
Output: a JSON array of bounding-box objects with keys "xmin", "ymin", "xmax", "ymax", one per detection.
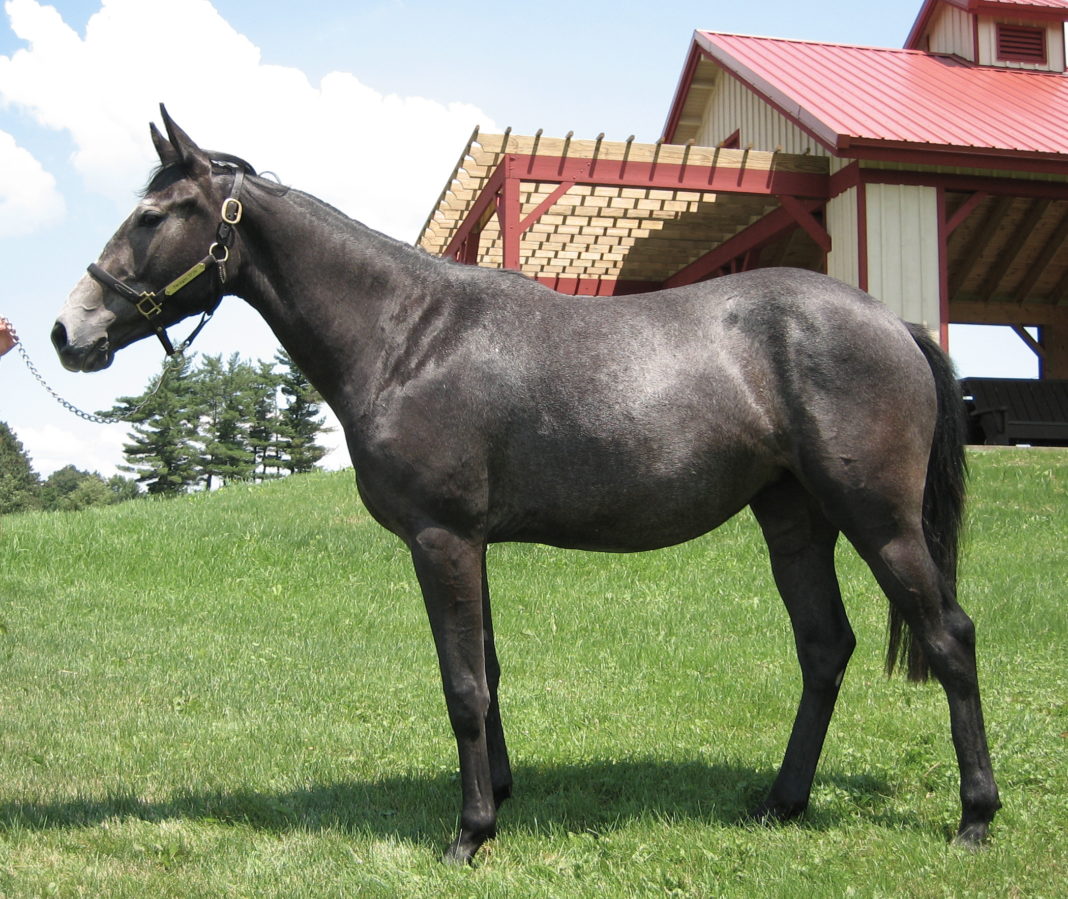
[
  {"xmin": 442, "ymin": 829, "xmax": 491, "ymax": 866},
  {"xmin": 747, "ymin": 798, "xmax": 805, "ymax": 825},
  {"xmin": 952, "ymin": 822, "xmax": 990, "ymax": 850},
  {"xmin": 441, "ymin": 845, "xmax": 475, "ymax": 866}
]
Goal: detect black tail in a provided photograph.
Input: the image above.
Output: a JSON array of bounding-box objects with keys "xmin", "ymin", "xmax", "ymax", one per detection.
[{"xmin": 887, "ymin": 324, "xmax": 969, "ymax": 682}]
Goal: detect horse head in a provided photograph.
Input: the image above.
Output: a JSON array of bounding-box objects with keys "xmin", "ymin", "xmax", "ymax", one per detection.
[{"xmin": 52, "ymin": 106, "xmax": 251, "ymax": 371}]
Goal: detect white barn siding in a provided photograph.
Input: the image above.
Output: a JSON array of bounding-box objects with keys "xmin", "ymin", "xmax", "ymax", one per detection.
[
  {"xmin": 827, "ymin": 187, "xmax": 861, "ymax": 288},
  {"xmin": 865, "ymin": 184, "xmax": 941, "ymax": 328},
  {"xmin": 697, "ymin": 74, "xmax": 829, "ymax": 155},
  {"xmin": 928, "ymin": 4, "xmax": 975, "ymax": 58}
]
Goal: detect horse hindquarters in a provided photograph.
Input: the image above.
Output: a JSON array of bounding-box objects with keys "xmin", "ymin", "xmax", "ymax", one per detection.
[{"xmin": 810, "ymin": 325, "xmax": 999, "ymax": 845}]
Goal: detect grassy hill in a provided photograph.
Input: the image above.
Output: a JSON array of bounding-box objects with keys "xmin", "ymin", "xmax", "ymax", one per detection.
[{"xmin": 0, "ymin": 450, "xmax": 1065, "ymax": 896}]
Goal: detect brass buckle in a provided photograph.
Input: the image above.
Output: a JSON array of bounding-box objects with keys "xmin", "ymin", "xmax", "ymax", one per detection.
[
  {"xmin": 136, "ymin": 292, "xmax": 163, "ymax": 318},
  {"xmin": 221, "ymin": 197, "xmax": 243, "ymax": 225}
]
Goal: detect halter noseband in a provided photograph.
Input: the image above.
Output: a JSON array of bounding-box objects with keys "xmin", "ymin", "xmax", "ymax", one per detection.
[{"xmin": 87, "ymin": 164, "xmax": 248, "ymax": 356}]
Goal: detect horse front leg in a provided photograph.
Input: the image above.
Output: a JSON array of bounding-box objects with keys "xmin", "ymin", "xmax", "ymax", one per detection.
[{"xmin": 410, "ymin": 526, "xmax": 497, "ymax": 864}]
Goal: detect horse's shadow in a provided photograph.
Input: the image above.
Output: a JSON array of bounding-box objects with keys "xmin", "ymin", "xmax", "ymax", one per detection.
[{"xmin": 0, "ymin": 758, "xmax": 911, "ymax": 844}]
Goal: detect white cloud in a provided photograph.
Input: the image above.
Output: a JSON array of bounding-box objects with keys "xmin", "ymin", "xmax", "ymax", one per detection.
[
  {"xmin": 0, "ymin": 129, "xmax": 64, "ymax": 236},
  {"xmin": 14, "ymin": 421, "xmax": 128, "ymax": 477},
  {"xmin": 0, "ymin": 0, "xmax": 497, "ymax": 239}
]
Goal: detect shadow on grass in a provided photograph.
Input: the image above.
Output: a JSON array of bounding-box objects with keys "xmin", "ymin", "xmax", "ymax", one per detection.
[{"xmin": 0, "ymin": 758, "xmax": 913, "ymax": 846}]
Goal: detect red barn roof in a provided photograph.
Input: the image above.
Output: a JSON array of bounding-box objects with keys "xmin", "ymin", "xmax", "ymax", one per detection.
[{"xmin": 664, "ymin": 31, "xmax": 1068, "ymax": 168}]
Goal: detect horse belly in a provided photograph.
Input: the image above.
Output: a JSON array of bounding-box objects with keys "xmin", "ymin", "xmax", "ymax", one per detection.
[{"xmin": 488, "ymin": 436, "xmax": 779, "ymax": 552}]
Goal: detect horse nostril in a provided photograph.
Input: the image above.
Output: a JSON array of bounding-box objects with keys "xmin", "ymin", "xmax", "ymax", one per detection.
[{"xmin": 51, "ymin": 321, "xmax": 69, "ymax": 352}]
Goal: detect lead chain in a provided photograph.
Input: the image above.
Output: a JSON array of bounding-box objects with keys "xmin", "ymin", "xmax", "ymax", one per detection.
[{"xmin": 8, "ymin": 319, "xmax": 181, "ymax": 425}]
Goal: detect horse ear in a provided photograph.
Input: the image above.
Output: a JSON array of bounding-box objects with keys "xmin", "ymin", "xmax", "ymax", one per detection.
[
  {"xmin": 158, "ymin": 104, "xmax": 211, "ymax": 178},
  {"xmin": 150, "ymin": 122, "xmax": 180, "ymax": 167}
]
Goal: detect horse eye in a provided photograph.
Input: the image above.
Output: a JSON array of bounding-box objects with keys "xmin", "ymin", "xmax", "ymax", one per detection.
[{"xmin": 139, "ymin": 209, "xmax": 164, "ymax": 228}]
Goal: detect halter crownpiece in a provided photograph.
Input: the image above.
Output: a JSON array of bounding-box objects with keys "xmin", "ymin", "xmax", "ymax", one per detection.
[{"xmin": 86, "ymin": 164, "xmax": 248, "ymax": 356}]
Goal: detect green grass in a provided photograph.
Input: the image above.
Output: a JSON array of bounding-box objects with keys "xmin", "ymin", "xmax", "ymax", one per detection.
[{"xmin": 0, "ymin": 449, "xmax": 1065, "ymax": 897}]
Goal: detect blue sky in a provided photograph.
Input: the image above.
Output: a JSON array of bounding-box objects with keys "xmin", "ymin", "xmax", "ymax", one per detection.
[{"xmin": 0, "ymin": 0, "xmax": 1040, "ymax": 476}]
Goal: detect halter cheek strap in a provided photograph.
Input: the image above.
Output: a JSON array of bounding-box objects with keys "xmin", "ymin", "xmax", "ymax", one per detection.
[{"xmin": 87, "ymin": 166, "xmax": 246, "ymax": 356}]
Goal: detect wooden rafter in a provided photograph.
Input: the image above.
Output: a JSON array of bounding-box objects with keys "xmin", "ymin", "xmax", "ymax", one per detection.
[
  {"xmin": 418, "ymin": 132, "xmax": 829, "ymax": 291},
  {"xmin": 978, "ymin": 197, "xmax": 1051, "ymax": 303},
  {"xmin": 1017, "ymin": 203, "xmax": 1068, "ymax": 302},
  {"xmin": 949, "ymin": 195, "xmax": 1014, "ymax": 299}
]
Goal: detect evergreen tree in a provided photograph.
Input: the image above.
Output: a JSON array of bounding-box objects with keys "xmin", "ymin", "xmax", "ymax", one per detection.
[
  {"xmin": 103, "ymin": 354, "xmax": 203, "ymax": 495},
  {"xmin": 247, "ymin": 359, "xmax": 285, "ymax": 481},
  {"xmin": 275, "ymin": 350, "xmax": 330, "ymax": 474},
  {"xmin": 197, "ymin": 353, "xmax": 257, "ymax": 489},
  {"xmin": 0, "ymin": 421, "xmax": 42, "ymax": 514}
]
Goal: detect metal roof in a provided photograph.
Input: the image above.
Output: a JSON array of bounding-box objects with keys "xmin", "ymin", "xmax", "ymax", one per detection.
[
  {"xmin": 953, "ymin": 0, "xmax": 1068, "ymax": 12},
  {"xmin": 682, "ymin": 31, "xmax": 1068, "ymax": 164}
]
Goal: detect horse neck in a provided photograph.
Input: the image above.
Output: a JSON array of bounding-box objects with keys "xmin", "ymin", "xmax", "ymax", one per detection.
[{"xmin": 232, "ymin": 183, "xmax": 432, "ymax": 413}]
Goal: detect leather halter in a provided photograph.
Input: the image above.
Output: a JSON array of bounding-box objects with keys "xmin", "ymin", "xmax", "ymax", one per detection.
[{"xmin": 87, "ymin": 165, "xmax": 247, "ymax": 356}]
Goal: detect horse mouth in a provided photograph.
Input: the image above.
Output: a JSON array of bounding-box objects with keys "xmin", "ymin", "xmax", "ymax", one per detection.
[{"xmin": 52, "ymin": 324, "xmax": 114, "ymax": 372}]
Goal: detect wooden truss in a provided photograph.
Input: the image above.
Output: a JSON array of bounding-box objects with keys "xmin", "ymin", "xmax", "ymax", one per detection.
[{"xmin": 417, "ymin": 130, "xmax": 831, "ymax": 295}]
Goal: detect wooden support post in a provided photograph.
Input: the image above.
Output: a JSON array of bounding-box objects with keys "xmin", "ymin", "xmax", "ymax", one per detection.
[
  {"xmin": 1039, "ymin": 314, "xmax": 1068, "ymax": 379},
  {"xmin": 499, "ymin": 159, "xmax": 522, "ymax": 271}
]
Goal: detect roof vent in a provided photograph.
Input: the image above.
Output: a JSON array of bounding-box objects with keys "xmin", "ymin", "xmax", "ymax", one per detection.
[{"xmin": 996, "ymin": 23, "xmax": 1047, "ymax": 64}]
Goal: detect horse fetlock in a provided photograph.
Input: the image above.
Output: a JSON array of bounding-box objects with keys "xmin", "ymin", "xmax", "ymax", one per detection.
[{"xmin": 443, "ymin": 811, "xmax": 496, "ymax": 864}]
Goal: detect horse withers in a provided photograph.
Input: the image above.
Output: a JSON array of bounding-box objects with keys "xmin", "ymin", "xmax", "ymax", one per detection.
[{"xmin": 52, "ymin": 108, "xmax": 1000, "ymax": 863}]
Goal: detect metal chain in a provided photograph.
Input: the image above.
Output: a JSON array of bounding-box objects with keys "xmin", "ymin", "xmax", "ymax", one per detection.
[{"xmin": 7, "ymin": 318, "xmax": 181, "ymax": 425}]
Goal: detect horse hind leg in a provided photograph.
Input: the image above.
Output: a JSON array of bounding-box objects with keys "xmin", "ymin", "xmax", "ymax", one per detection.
[
  {"xmin": 847, "ymin": 522, "xmax": 1000, "ymax": 845},
  {"xmin": 749, "ymin": 476, "xmax": 856, "ymax": 823}
]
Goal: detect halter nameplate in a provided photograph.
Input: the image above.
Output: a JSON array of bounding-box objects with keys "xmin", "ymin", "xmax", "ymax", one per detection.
[{"xmin": 163, "ymin": 260, "xmax": 210, "ymax": 297}]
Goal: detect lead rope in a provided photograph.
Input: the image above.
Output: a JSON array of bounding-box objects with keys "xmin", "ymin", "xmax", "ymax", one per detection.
[{"xmin": 6, "ymin": 318, "xmax": 184, "ymax": 425}]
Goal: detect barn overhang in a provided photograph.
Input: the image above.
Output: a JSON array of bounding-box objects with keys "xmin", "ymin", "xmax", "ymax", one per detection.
[{"xmin": 417, "ymin": 130, "xmax": 832, "ymax": 295}]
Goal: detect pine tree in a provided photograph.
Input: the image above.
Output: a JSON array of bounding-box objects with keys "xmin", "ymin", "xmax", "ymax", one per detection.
[
  {"xmin": 275, "ymin": 350, "xmax": 330, "ymax": 474},
  {"xmin": 0, "ymin": 421, "xmax": 42, "ymax": 514},
  {"xmin": 247, "ymin": 359, "xmax": 285, "ymax": 482},
  {"xmin": 103, "ymin": 355, "xmax": 203, "ymax": 495},
  {"xmin": 197, "ymin": 353, "xmax": 256, "ymax": 489}
]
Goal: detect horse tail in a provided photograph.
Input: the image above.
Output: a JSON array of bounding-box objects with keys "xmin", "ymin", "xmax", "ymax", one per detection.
[{"xmin": 887, "ymin": 323, "xmax": 969, "ymax": 682}]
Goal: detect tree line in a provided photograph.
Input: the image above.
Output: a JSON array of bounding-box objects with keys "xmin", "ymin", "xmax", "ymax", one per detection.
[{"xmin": 1, "ymin": 350, "xmax": 331, "ymax": 514}]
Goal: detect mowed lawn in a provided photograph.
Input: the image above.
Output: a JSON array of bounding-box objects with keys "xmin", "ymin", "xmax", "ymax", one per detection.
[{"xmin": 0, "ymin": 450, "xmax": 1064, "ymax": 897}]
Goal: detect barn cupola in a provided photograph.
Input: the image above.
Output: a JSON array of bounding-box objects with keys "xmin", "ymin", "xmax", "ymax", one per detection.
[{"xmin": 905, "ymin": 0, "xmax": 1068, "ymax": 72}]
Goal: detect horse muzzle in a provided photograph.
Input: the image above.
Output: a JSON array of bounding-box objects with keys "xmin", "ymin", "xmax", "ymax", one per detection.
[
  {"xmin": 51, "ymin": 320, "xmax": 113, "ymax": 372},
  {"xmin": 52, "ymin": 275, "xmax": 117, "ymax": 372}
]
